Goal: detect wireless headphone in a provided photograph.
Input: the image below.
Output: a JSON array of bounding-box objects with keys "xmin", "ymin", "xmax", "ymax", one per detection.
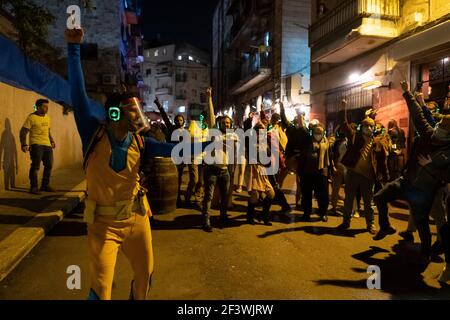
[
  {"xmin": 108, "ymin": 106, "xmax": 121, "ymax": 122},
  {"xmin": 33, "ymin": 105, "xmax": 38, "ymax": 112}
]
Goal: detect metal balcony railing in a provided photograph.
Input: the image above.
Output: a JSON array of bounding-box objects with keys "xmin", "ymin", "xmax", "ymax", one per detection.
[{"xmin": 310, "ymin": 0, "xmax": 400, "ymax": 46}]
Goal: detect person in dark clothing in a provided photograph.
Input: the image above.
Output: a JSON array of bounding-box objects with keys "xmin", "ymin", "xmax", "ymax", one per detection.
[
  {"xmin": 297, "ymin": 120, "xmax": 331, "ymax": 222},
  {"xmin": 373, "ymin": 82, "xmax": 450, "ymax": 264},
  {"xmin": 439, "ymin": 184, "xmax": 450, "ymax": 283},
  {"xmin": 337, "ymin": 100, "xmax": 390, "ymax": 235},
  {"xmin": 279, "ymin": 104, "xmax": 309, "ymax": 209},
  {"xmin": 154, "ymin": 98, "xmax": 186, "ymax": 207},
  {"xmin": 387, "ymin": 119, "xmax": 406, "ymax": 182}
]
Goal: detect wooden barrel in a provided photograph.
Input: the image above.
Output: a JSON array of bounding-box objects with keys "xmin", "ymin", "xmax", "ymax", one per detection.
[{"xmin": 143, "ymin": 157, "xmax": 178, "ymax": 215}]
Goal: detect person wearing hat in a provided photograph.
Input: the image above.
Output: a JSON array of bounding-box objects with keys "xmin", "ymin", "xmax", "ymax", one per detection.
[
  {"xmin": 373, "ymin": 82, "xmax": 450, "ymax": 265},
  {"xmin": 337, "ymin": 101, "xmax": 389, "ymax": 234}
]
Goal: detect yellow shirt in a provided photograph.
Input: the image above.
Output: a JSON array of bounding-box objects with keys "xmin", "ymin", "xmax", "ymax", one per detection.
[
  {"xmin": 22, "ymin": 113, "xmax": 52, "ymax": 147},
  {"xmin": 85, "ymin": 133, "xmax": 142, "ymax": 207}
]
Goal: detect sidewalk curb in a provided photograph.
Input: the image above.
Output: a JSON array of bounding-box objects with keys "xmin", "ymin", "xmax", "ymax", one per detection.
[{"xmin": 0, "ymin": 181, "xmax": 86, "ymax": 283}]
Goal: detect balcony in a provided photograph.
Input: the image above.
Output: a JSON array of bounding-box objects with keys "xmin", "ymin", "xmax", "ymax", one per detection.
[
  {"xmin": 310, "ymin": 0, "xmax": 400, "ymax": 63},
  {"xmin": 155, "ymin": 87, "xmax": 172, "ymax": 95},
  {"xmin": 229, "ymin": 52, "xmax": 272, "ymax": 95},
  {"xmin": 226, "ymin": 0, "xmax": 272, "ymax": 49}
]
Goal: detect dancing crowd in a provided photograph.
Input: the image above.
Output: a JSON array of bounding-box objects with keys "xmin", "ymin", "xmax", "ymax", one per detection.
[{"xmin": 151, "ymin": 83, "xmax": 450, "ymax": 284}]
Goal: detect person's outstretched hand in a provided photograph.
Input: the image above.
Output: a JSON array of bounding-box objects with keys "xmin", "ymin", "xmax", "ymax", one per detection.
[
  {"xmin": 400, "ymin": 81, "xmax": 409, "ymax": 93},
  {"xmin": 65, "ymin": 28, "xmax": 84, "ymax": 44}
]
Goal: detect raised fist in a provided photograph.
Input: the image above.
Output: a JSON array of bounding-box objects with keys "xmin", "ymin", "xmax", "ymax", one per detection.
[
  {"xmin": 65, "ymin": 28, "xmax": 84, "ymax": 44},
  {"xmin": 206, "ymin": 87, "xmax": 212, "ymax": 98},
  {"xmin": 400, "ymin": 81, "xmax": 409, "ymax": 92}
]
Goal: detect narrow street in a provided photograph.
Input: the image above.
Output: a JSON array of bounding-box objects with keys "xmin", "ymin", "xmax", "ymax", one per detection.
[{"xmin": 1, "ymin": 174, "xmax": 449, "ymax": 300}]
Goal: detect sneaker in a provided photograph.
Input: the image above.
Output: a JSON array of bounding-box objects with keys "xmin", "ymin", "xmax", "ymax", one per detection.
[
  {"xmin": 438, "ymin": 264, "xmax": 450, "ymax": 284},
  {"xmin": 236, "ymin": 187, "xmax": 242, "ymax": 193},
  {"xmin": 337, "ymin": 221, "xmax": 350, "ymax": 230},
  {"xmin": 399, "ymin": 230, "xmax": 414, "ymax": 243},
  {"xmin": 30, "ymin": 187, "xmax": 41, "ymax": 195},
  {"xmin": 367, "ymin": 224, "xmax": 378, "ymax": 235},
  {"xmin": 202, "ymin": 222, "xmax": 213, "ymax": 232},
  {"xmin": 353, "ymin": 211, "xmax": 360, "ymax": 218},
  {"xmin": 40, "ymin": 185, "xmax": 55, "ymax": 192},
  {"xmin": 321, "ymin": 215, "xmax": 328, "ymax": 222},
  {"xmin": 373, "ymin": 226, "xmax": 396, "ymax": 241},
  {"xmin": 202, "ymin": 216, "xmax": 213, "ymax": 232}
]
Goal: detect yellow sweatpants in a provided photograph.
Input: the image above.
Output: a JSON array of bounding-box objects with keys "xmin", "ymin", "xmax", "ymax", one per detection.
[{"xmin": 87, "ymin": 212, "xmax": 154, "ymax": 300}]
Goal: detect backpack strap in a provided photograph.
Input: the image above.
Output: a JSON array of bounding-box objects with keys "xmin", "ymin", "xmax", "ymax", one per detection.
[
  {"xmin": 83, "ymin": 125, "xmax": 107, "ymax": 172},
  {"xmin": 133, "ymin": 133, "xmax": 145, "ymax": 159}
]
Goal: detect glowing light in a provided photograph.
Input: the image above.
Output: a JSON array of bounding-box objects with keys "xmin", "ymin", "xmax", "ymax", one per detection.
[
  {"xmin": 349, "ymin": 73, "xmax": 361, "ymax": 82},
  {"xmin": 444, "ymin": 58, "xmax": 449, "ymax": 63}
]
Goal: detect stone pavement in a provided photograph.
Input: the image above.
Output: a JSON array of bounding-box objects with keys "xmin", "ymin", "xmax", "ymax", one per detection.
[{"xmin": 0, "ymin": 166, "xmax": 86, "ymax": 282}]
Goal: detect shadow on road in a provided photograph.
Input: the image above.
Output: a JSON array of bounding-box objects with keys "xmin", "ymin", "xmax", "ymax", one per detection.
[
  {"xmin": 0, "ymin": 195, "xmax": 82, "ymax": 213},
  {"xmin": 258, "ymin": 225, "xmax": 367, "ymax": 238},
  {"xmin": 314, "ymin": 242, "xmax": 450, "ymax": 299}
]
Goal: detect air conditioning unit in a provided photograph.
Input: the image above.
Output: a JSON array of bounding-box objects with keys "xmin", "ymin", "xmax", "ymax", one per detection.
[{"xmin": 102, "ymin": 74, "xmax": 117, "ymax": 85}]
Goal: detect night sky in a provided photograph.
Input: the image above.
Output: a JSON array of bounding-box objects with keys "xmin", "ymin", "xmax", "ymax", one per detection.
[{"xmin": 141, "ymin": 0, "xmax": 218, "ymax": 52}]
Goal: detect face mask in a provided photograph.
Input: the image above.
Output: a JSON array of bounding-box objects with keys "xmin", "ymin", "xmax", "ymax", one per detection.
[
  {"xmin": 313, "ymin": 134, "xmax": 323, "ymax": 142},
  {"xmin": 362, "ymin": 127, "xmax": 373, "ymax": 137}
]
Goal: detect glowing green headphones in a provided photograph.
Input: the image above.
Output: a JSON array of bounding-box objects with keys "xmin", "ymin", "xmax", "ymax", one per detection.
[
  {"xmin": 108, "ymin": 101, "xmax": 138, "ymax": 122},
  {"xmin": 108, "ymin": 106, "xmax": 121, "ymax": 122}
]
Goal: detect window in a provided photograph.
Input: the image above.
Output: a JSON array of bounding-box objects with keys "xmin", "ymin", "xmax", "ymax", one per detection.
[
  {"xmin": 146, "ymin": 68, "xmax": 152, "ymax": 76},
  {"xmin": 188, "ymin": 56, "xmax": 194, "ymax": 61},
  {"xmin": 154, "ymin": 49, "xmax": 159, "ymax": 57},
  {"xmin": 177, "ymin": 55, "xmax": 182, "ymax": 60},
  {"xmin": 178, "ymin": 106, "xmax": 186, "ymax": 113}
]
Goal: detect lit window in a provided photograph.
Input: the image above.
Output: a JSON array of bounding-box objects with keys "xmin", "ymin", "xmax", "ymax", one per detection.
[
  {"xmin": 177, "ymin": 55, "xmax": 182, "ymax": 60},
  {"xmin": 188, "ymin": 56, "xmax": 194, "ymax": 61},
  {"xmin": 179, "ymin": 106, "xmax": 186, "ymax": 113},
  {"xmin": 154, "ymin": 50, "xmax": 159, "ymax": 57}
]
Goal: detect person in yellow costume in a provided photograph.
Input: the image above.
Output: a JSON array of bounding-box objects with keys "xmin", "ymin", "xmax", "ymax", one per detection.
[{"xmin": 65, "ymin": 28, "xmax": 182, "ymax": 300}]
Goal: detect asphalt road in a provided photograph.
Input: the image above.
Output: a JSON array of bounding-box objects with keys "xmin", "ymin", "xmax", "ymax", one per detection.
[{"xmin": 1, "ymin": 175, "xmax": 449, "ymax": 300}]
